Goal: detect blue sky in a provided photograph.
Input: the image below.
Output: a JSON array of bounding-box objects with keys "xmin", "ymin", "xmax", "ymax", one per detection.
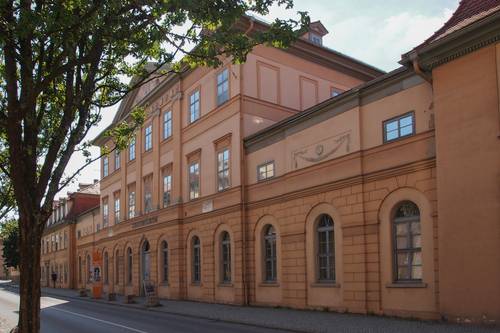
[{"xmin": 59, "ymin": 0, "xmax": 460, "ymax": 197}]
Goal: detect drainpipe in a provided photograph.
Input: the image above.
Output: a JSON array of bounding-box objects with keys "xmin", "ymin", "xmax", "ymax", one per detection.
[{"xmin": 239, "ymin": 62, "xmax": 249, "ymax": 306}]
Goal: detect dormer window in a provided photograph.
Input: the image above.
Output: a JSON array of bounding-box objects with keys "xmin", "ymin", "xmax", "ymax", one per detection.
[
  {"xmin": 309, "ymin": 32, "xmax": 322, "ymax": 46},
  {"xmin": 302, "ymin": 20, "xmax": 328, "ymax": 47}
]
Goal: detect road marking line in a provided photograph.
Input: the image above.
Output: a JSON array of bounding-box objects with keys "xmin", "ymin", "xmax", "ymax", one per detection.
[{"xmin": 50, "ymin": 307, "xmax": 149, "ymax": 333}]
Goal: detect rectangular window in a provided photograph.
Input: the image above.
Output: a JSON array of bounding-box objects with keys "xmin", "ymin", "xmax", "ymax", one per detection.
[
  {"xmin": 217, "ymin": 148, "xmax": 230, "ymax": 191},
  {"xmin": 129, "ymin": 137, "xmax": 136, "ymax": 161},
  {"xmin": 189, "ymin": 162, "xmax": 200, "ymax": 200},
  {"xmin": 163, "ymin": 111, "xmax": 172, "ymax": 139},
  {"xmin": 189, "ymin": 90, "xmax": 200, "ymax": 124},
  {"xmin": 114, "ymin": 150, "xmax": 121, "ymax": 170},
  {"xmin": 144, "ymin": 124, "xmax": 152, "ymax": 151},
  {"xmin": 103, "ymin": 156, "xmax": 109, "ymax": 177},
  {"xmin": 383, "ymin": 112, "xmax": 415, "ymax": 143},
  {"xmin": 257, "ymin": 161, "xmax": 275, "ymax": 181},
  {"xmin": 144, "ymin": 175, "xmax": 153, "ymax": 213},
  {"xmin": 163, "ymin": 174, "xmax": 172, "ymax": 208},
  {"xmin": 114, "ymin": 196, "xmax": 120, "ymax": 224},
  {"xmin": 102, "ymin": 200, "xmax": 109, "ymax": 227},
  {"xmin": 217, "ymin": 69, "xmax": 229, "ymax": 105},
  {"xmin": 128, "ymin": 190, "xmax": 136, "ymax": 219}
]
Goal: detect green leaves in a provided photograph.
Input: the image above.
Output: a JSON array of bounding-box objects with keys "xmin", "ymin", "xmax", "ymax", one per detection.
[
  {"xmin": 0, "ymin": 219, "xmax": 20, "ymax": 269},
  {"xmin": 104, "ymin": 106, "xmax": 146, "ymax": 151}
]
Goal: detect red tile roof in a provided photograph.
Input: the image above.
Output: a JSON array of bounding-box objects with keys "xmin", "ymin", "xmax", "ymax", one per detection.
[{"xmin": 417, "ymin": 0, "xmax": 500, "ymax": 49}]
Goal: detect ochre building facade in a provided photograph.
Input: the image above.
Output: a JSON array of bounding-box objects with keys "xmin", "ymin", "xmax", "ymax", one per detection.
[{"xmin": 68, "ymin": 3, "xmax": 500, "ymax": 324}]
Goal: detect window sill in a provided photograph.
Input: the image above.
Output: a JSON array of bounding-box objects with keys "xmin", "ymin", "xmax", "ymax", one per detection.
[
  {"xmin": 161, "ymin": 136, "xmax": 173, "ymax": 144},
  {"xmin": 259, "ymin": 282, "xmax": 279, "ymax": 287},
  {"xmin": 217, "ymin": 187, "xmax": 232, "ymax": 194},
  {"xmin": 159, "ymin": 282, "xmax": 169, "ymax": 287},
  {"xmin": 218, "ymin": 282, "xmax": 233, "ymax": 288},
  {"xmin": 386, "ymin": 282, "xmax": 427, "ymax": 289},
  {"xmin": 190, "ymin": 282, "xmax": 202, "ymax": 287},
  {"xmin": 310, "ymin": 282, "xmax": 340, "ymax": 288}
]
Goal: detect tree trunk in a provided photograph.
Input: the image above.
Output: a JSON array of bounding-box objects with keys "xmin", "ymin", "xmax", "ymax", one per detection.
[{"xmin": 17, "ymin": 214, "xmax": 42, "ymax": 333}]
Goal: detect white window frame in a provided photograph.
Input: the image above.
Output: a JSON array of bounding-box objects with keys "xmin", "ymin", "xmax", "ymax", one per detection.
[
  {"xmin": 217, "ymin": 68, "xmax": 229, "ymax": 106},
  {"xmin": 163, "ymin": 111, "xmax": 172, "ymax": 139},
  {"xmin": 217, "ymin": 148, "xmax": 230, "ymax": 191},
  {"xmin": 189, "ymin": 162, "xmax": 200, "ymax": 200},
  {"xmin": 189, "ymin": 90, "xmax": 200, "ymax": 124},
  {"xmin": 257, "ymin": 161, "xmax": 275, "ymax": 181},
  {"xmin": 144, "ymin": 124, "xmax": 153, "ymax": 151}
]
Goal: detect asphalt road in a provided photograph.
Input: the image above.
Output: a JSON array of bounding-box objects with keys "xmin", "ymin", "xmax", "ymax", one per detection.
[{"xmin": 0, "ymin": 287, "xmax": 291, "ymax": 333}]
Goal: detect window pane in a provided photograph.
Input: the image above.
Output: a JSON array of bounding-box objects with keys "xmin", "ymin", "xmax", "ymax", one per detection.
[
  {"xmin": 412, "ymin": 265, "xmax": 423, "ymax": 280},
  {"xmin": 385, "ymin": 120, "xmax": 398, "ymax": 132},
  {"xmin": 386, "ymin": 130, "xmax": 399, "ymax": 141},
  {"xmin": 400, "ymin": 125, "xmax": 413, "ymax": 137},
  {"xmin": 397, "ymin": 253, "xmax": 409, "ymax": 266},
  {"xmin": 397, "ymin": 266, "xmax": 410, "ymax": 280},
  {"xmin": 412, "ymin": 251, "xmax": 422, "ymax": 265},
  {"xmin": 412, "ymin": 234, "xmax": 422, "ymax": 248},
  {"xmin": 399, "ymin": 115, "xmax": 413, "ymax": 127},
  {"xmin": 396, "ymin": 223, "xmax": 408, "ymax": 236},
  {"xmin": 396, "ymin": 236, "xmax": 408, "ymax": 249}
]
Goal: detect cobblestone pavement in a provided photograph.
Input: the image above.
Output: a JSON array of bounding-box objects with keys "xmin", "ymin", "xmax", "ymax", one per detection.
[{"xmin": 3, "ymin": 283, "xmax": 500, "ymax": 333}]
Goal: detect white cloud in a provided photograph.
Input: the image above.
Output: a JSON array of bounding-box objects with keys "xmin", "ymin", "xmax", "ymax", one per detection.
[{"xmin": 324, "ymin": 7, "xmax": 455, "ymax": 71}]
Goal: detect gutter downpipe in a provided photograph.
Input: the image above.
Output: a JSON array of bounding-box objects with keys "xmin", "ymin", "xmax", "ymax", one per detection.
[{"xmin": 241, "ymin": 16, "xmax": 254, "ymax": 307}]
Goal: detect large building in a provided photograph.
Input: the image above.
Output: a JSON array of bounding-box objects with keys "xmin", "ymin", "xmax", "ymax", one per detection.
[
  {"xmin": 61, "ymin": 1, "xmax": 500, "ymax": 324},
  {"xmin": 41, "ymin": 182, "xmax": 100, "ymax": 289}
]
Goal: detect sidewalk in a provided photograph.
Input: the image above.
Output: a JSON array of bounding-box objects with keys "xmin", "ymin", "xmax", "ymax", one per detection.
[{"xmin": 30, "ymin": 286, "xmax": 500, "ymax": 333}]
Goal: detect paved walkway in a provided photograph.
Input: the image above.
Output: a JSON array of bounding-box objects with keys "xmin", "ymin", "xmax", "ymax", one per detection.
[{"xmin": 6, "ymin": 283, "xmax": 500, "ymax": 333}]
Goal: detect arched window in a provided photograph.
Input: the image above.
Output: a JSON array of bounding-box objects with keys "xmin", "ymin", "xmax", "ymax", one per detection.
[
  {"xmin": 161, "ymin": 241, "xmax": 169, "ymax": 283},
  {"xmin": 264, "ymin": 225, "xmax": 277, "ymax": 282},
  {"xmin": 221, "ymin": 232, "xmax": 231, "ymax": 283},
  {"xmin": 103, "ymin": 252, "xmax": 109, "ymax": 284},
  {"xmin": 115, "ymin": 250, "xmax": 120, "ymax": 284},
  {"xmin": 127, "ymin": 247, "xmax": 133, "ymax": 284},
  {"xmin": 393, "ymin": 201, "xmax": 422, "ymax": 282},
  {"xmin": 192, "ymin": 236, "xmax": 201, "ymax": 283},
  {"xmin": 86, "ymin": 254, "xmax": 91, "ymax": 282},
  {"xmin": 317, "ymin": 214, "xmax": 335, "ymax": 282}
]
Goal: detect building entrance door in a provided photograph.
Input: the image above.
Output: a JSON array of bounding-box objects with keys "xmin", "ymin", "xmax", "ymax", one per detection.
[{"xmin": 141, "ymin": 240, "xmax": 151, "ymax": 296}]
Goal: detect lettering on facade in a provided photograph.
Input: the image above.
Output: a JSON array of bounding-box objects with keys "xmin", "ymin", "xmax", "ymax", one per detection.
[
  {"xmin": 202, "ymin": 200, "xmax": 213, "ymax": 213},
  {"xmin": 132, "ymin": 217, "xmax": 158, "ymax": 229},
  {"xmin": 292, "ymin": 130, "xmax": 351, "ymax": 170}
]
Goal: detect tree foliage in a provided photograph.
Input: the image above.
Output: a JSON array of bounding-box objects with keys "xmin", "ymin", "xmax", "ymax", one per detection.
[
  {"xmin": 0, "ymin": 131, "xmax": 15, "ymax": 221},
  {"xmin": 0, "ymin": 219, "xmax": 20, "ymax": 269},
  {"xmin": 0, "ymin": 1, "xmax": 308, "ymax": 331}
]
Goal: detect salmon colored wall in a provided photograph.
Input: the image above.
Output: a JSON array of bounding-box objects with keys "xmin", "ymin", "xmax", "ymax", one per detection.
[
  {"xmin": 360, "ymin": 83, "xmax": 433, "ymax": 150},
  {"xmin": 242, "ymin": 46, "xmax": 363, "ymax": 111},
  {"xmin": 433, "ymin": 43, "xmax": 500, "ymax": 322}
]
